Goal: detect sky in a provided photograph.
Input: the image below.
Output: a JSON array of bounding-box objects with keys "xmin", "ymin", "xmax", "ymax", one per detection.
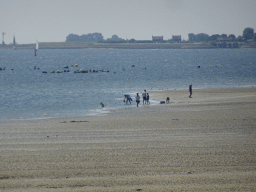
[{"xmin": 1, "ymin": 0, "xmax": 256, "ymax": 44}]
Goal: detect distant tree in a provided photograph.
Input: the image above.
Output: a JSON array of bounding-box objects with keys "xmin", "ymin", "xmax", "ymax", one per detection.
[
  {"xmin": 66, "ymin": 33, "xmax": 104, "ymax": 42},
  {"xmin": 66, "ymin": 34, "xmax": 80, "ymax": 42},
  {"xmin": 242, "ymin": 27, "xmax": 254, "ymax": 40},
  {"xmin": 253, "ymin": 33, "xmax": 256, "ymax": 42},
  {"xmin": 187, "ymin": 33, "xmax": 209, "ymax": 42},
  {"xmin": 236, "ymin": 35, "xmax": 243, "ymax": 42},
  {"xmin": 220, "ymin": 34, "xmax": 228, "ymax": 38},
  {"xmin": 129, "ymin": 39, "xmax": 136, "ymax": 43},
  {"xmin": 228, "ymin": 34, "xmax": 236, "ymax": 40},
  {"xmin": 106, "ymin": 35, "xmax": 125, "ymax": 42},
  {"xmin": 188, "ymin": 33, "xmax": 196, "ymax": 42},
  {"xmin": 111, "ymin": 35, "xmax": 119, "ymax": 41},
  {"xmin": 209, "ymin": 34, "xmax": 220, "ymax": 41},
  {"xmin": 196, "ymin": 33, "xmax": 209, "ymax": 42}
]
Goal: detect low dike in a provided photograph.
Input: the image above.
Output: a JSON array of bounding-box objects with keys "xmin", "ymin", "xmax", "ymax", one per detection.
[
  {"xmin": 0, "ymin": 42, "xmax": 219, "ymax": 49},
  {"xmin": 1, "ymin": 42, "xmax": 254, "ymax": 49}
]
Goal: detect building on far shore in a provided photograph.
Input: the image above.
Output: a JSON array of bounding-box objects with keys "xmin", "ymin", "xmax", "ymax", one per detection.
[
  {"xmin": 152, "ymin": 36, "xmax": 163, "ymax": 43},
  {"xmin": 172, "ymin": 35, "xmax": 181, "ymax": 43}
]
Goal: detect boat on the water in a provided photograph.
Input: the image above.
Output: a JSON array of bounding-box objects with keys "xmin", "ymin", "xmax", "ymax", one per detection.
[{"xmin": 34, "ymin": 41, "xmax": 39, "ymax": 56}]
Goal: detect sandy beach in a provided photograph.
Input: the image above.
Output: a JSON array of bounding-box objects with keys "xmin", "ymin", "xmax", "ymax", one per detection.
[{"xmin": 0, "ymin": 87, "xmax": 256, "ymax": 191}]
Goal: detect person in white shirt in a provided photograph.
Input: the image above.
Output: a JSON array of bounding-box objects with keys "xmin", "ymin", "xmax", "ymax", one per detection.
[
  {"xmin": 135, "ymin": 93, "xmax": 140, "ymax": 107},
  {"xmin": 142, "ymin": 90, "xmax": 147, "ymax": 104}
]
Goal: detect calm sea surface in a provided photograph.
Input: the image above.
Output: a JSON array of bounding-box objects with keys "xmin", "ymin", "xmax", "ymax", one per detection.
[{"xmin": 0, "ymin": 48, "xmax": 255, "ymax": 120}]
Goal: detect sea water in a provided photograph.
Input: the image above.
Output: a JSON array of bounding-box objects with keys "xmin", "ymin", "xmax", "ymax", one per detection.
[{"xmin": 0, "ymin": 48, "xmax": 255, "ymax": 120}]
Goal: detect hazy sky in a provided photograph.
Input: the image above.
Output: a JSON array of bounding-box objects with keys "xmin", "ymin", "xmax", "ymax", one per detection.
[{"xmin": 1, "ymin": 0, "xmax": 255, "ymax": 44}]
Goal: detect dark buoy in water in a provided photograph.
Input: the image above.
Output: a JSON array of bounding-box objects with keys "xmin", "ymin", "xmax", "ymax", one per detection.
[
  {"xmin": 100, "ymin": 102, "xmax": 104, "ymax": 107},
  {"xmin": 197, "ymin": 65, "xmax": 200, "ymax": 68}
]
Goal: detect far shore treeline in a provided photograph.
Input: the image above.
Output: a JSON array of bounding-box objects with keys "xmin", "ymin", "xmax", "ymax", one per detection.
[
  {"xmin": 0, "ymin": 27, "xmax": 255, "ymax": 49},
  {"xmin": 65, "ymin": 27, "xmax": 256, "ymax": 44}
]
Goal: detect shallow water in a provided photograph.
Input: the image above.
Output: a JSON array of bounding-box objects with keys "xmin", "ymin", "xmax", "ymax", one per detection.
[{"xmin": 0, "ymin": 48, "xmax": 255, "ymax": 120}]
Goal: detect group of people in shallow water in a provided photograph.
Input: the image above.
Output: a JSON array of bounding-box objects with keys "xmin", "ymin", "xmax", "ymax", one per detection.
[
  {"xmin": 135, "ymin": 90, "xmax": 149, "ymax": 107},
  {"xmin": 124, "ymin": 85, "xmax": 192, "ymax": 107},
  {"xmin": 124, "ymin": 90, "xmax": 149, "ymax": 107}
]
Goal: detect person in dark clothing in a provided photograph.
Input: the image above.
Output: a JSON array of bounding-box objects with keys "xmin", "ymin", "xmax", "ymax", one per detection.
[
  {"xmin": 146, "ymin": 93, "xmax": 150, "ymax": 104},
  {"xmin": 189, "ymin": 84, "xmax": 192, "ymax": 98},
  {"xmin": 166, "ymin": 97, "xmax": 170, "ymax": 104}
]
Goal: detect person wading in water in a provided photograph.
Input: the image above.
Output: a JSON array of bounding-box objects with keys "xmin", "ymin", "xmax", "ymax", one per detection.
[{"xmin": 135, "ymin": 93, "xmax": 140, "ymax": 107}]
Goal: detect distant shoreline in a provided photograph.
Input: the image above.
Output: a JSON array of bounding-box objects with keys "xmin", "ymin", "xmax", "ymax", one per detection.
[{"xmin": 1, "ymin": 42, "xmax": 255, "ymax": 49}]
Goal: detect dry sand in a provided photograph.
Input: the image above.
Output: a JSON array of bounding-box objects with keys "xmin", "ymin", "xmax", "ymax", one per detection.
[{"xmin": 0, "ymin": 87, "xmax": 256, "ymax": 191}]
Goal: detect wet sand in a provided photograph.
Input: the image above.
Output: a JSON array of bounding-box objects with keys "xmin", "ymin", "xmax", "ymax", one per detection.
[{"xmin": 0, "ymin": 87, "xmax": 256, "ymax": 191}]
